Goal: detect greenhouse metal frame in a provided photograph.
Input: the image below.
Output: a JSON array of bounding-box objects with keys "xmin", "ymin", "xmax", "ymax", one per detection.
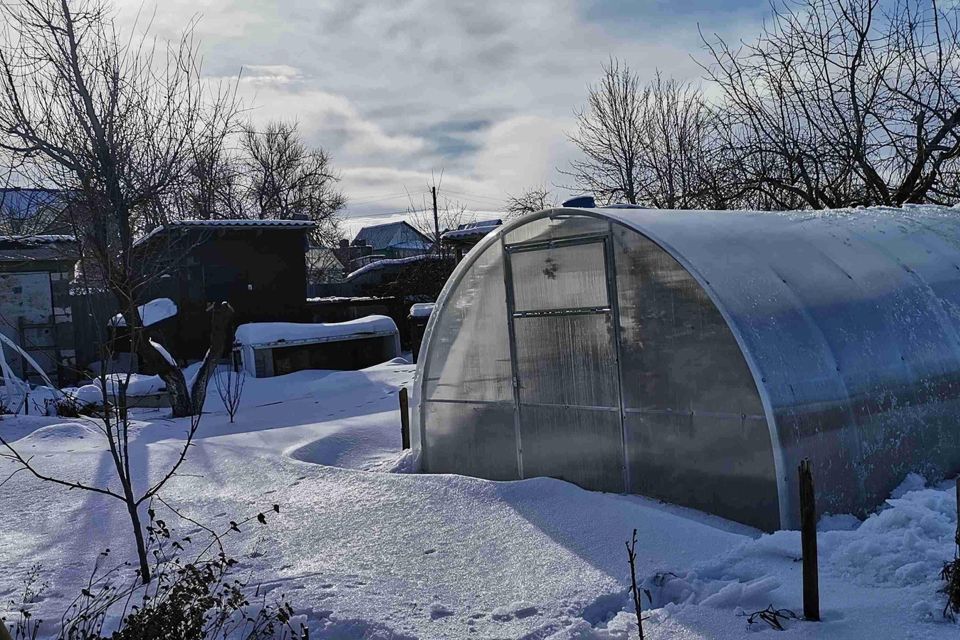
[{"xmin": 412, "ymin": 206, "xmax": 960, "ymax": 531}]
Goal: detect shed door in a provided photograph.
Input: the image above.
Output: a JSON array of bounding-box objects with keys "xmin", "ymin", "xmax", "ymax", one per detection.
[
  {"xmin": 0, "ymin": 272, "xmax": 56, "ymax": 382},
  {"xmin": 506, "ymin": 237, "xmax": 625, "ymax": 493}
]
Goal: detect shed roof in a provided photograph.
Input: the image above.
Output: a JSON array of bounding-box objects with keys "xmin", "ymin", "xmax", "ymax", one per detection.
[
  {"xmin": 135, "ymin": 218, "xmax": 316, "ymax": 246},
  {"xmin": 441, "ymin": 219, "xmax": 503, "ymax": 243},
  {"xmin": 0, "ymin": 234, "xmax": 78, "ymax": 263}
]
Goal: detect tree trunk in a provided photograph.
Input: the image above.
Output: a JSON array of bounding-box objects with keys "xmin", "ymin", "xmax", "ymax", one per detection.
[
  {"xmin": 188, "ymin": 302, "xmax": 235, "ymax": 415},
  {"xmin": 137, "ymin": 340, "xmax": 192, "ymax": 417},
  {"xmin": 122, "ymin": 482, "xmax": 151, "ymax": 583}
]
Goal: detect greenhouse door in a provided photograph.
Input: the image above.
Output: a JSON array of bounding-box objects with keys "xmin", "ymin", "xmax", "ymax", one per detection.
[{"xmin": 505, "ymin": 236, "xmax": 625, "ymax": 493}]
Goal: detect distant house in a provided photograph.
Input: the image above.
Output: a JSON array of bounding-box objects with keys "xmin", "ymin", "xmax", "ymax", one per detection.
[
  {"xmin": 0, "ymin": 188, "xmax": 73, "ymax": 236},
  {"xmin": 0, "ymin": 235, "xmax": 79, "ymax": 386},
  {"xmin": 133, "ymin": 219, "xmax": 315, "ymax": 362},
  {"xmin": 348, "ymin": 221, "xmax": 432, "ymax": 264}
]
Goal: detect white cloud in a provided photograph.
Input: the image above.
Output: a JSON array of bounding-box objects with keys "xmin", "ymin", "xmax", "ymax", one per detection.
[
  {"xmin": 111, "ymin": 0, "xmax": 767, "ymax": 224},
  {"xmin": 472, "ymin": 115, "xmax": 578, "ymax": 198},
  {"xmin": 240, "ymin": 87, "xmax": 427, "ymax": 161}
]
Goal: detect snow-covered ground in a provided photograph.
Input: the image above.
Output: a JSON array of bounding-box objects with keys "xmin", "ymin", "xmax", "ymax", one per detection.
[{"xmin": 1, "ymin": 359, "xmax": 958, "ymax": 639}]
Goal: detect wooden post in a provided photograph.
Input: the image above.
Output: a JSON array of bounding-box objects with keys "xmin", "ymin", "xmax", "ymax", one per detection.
[
  {"xmin": 955, "ymin": 477, "xmax": 959, "ymax": 552},
  {"xmin": 0, "ymin": 619, "xmax": 12, "ymax": 640},
  {"xmin": 431, "ymin": 186, "xmax": 440, "ymax": 252},
  {"xmin": 399, "ymin": 387, "xmax": 410, "ymax": 450},
  {"xmin": 799, "ymin": 459, "xmax": 820, "ymax": 621}
]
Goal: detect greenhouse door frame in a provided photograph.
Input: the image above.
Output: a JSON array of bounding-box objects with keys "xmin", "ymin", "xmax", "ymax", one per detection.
[{"xmin": 501, "ymin": 229, "xmax": 630, "ymax": 492}]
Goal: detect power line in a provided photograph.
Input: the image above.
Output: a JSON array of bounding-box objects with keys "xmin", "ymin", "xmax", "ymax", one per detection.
[
  {"xmin": 342, "ymin": 206, "xmax": 428, "ymax": 218},
  {"xmin": 346, "ymin": 192, "xmax": 415, "ymax": 206}
]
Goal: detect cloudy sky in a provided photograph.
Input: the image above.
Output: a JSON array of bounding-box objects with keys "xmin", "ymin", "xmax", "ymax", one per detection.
[{"xmin": 117, "ymin": 0, "xmax": 768, "ymax": 231}]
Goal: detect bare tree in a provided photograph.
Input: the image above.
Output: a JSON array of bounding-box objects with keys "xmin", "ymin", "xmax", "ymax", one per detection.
[
  {"xmin": 405, "ymin": 175, "xmax": 468, "ymax": 250},
  {"xmin": 0, "ymin": 0, "xmax": 242, "ymax": 581},
  {"xmin": 565, "ymin": 58, "xmax": 644, "ymax": 205},
  {"xmin": 505, "ymin": 185, "xmax": 555, "ymax": 218},
  {"xmin": 630, "ymin": 73, "xmax": 737, "ymax": 209},
  {"xmin": 241, "ymin": 120, "xmax": 345, "ymax": 237},
  {"xmin": 174, "ymin": 95, "xmax": 247, "ymax": 223},
  {"xmin": 701, "ymin": 0, "xmax": 960, "ymax": 208},
  {"xmin": 566, "ymin": 60, "xmax": 749, "ymax": 210},
  {"xmin": 0, "ymin": 0, "xmax": 242, "ymax": 417},
  {"xmin": 0, "ymin": 304, "xmax": 218, "ymax": 584}
]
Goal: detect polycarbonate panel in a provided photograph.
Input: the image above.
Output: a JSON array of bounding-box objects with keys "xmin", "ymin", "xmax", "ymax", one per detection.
[
  {"xmin": 513, "ymin": 313, "xmax": 619, "ymax": 407},
  {"xmin": 421, "ymin": 241, "xmax": 513, "ymax": 403},
  {"xmin": 510, "ymin": 242, "xmax": 608, "ymax": 312},
  {"xmin": 505, "ymin": 212, "xmax": 609, "ymax": 245},
  {"xmin": 612, "ymin": 226, "xmax": 765, "ymax": 418},
  {"xmin": 415, "ymin": 205, "xmax": 960, "ymax": 532},
  {"xmin": 598, "ymin": 205, "xmax": 960, "ymax": 527},
  {"xmin": 519, "ymin": 405, "xmax": 624, "ymax": 493},
  {"xmin": 421, "ymin": 400, "xmax": 519, "ymax": 480},
  {"xmin": 624, "ymin": 413, "xmax": 779, "ymax": 530}
]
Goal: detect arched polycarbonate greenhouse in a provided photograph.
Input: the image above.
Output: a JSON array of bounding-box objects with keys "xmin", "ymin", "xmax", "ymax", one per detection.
[{"xmin": 411, "ymin": 206, "xmax": 960, "ymax": 531}]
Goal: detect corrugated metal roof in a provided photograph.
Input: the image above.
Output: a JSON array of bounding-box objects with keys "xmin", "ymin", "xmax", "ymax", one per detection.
[
  {"xmin": 354, "ymin": 221, "xmax": 431, "ymax": 251},
  {"xmin": 135, "ymin": 218, "xmax": 316, "ymax": 246},
  {"xmin": 0, "ymin": 235, "xmax": 78, "ymax": 262}
]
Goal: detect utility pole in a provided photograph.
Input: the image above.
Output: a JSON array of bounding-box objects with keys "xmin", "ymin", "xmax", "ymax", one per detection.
[{"xmin": 431, "ymin": 185, "xmax": 440, "ymax": 253}]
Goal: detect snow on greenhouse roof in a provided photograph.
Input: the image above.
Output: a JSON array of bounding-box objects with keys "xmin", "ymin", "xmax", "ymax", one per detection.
[{"xmin": 234, "ymin": 316, "xmax": 398, "ymax": 348}]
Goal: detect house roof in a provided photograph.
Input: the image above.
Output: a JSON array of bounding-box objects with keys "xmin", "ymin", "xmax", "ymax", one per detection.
[
  {"xmin": 135, "ymin": 218, "xmax": 316, "ymax": 246},
  {"xmin": 0, "ymin": 188, "xmax": 72, "ymax": 234},
  {"xmin": 0, "ymin": 234, "xmax": 78, "ymax": 263},
  {"xmin": 353, "ymin": 221, "xmax": 432, "ymax": 252}
]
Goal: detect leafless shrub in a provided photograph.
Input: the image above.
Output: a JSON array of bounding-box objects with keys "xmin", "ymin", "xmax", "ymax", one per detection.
[
  {"xmin": 214, "ymin": 366, "xmax": 245, "ymax": 424},
  {"xmin": 625, "ymin": 528, "xmax": 646, "ymax": 639},
  {"xmin": 742, "ymin": 605, "xmax": 800, "ymax": 631},
  {"xmin": 3, "ymin": 504, "xmax": 306, "ymax": 640},
  {"xmin": 942, "ymin": 479, "xmax": 960, "ymax": 618}
]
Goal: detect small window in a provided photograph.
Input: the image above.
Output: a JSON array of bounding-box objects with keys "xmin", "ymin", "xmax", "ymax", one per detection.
[{"xmin": 510, "ymin": 241, "xmax": 609, "ymax": 312}]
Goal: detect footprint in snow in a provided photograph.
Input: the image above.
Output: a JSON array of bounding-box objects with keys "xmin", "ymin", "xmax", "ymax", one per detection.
[
  {"xmin": 492, "ymin": 603, "xmax": 538, "ymax": 622},
  {"xmin": 429, "ymin": 604, "xmax": 454, "ymax": 620}
]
